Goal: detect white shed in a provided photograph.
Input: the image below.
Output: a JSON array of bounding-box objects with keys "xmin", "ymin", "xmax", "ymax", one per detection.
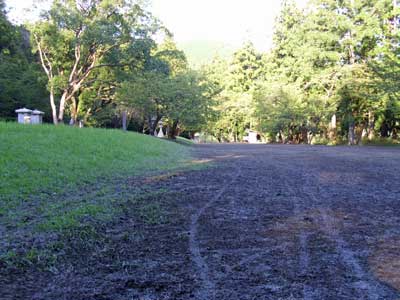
[
  {"xmin": 15, "ymin": 108, "xmax": 33, "ymax": 124},
  {"xmin": 31, "ymin": 110, "xmax": 44, "ymax": 124},
  {"xmin": 243, "ymin": 130, "xmax": 261, "ymax": 143}
]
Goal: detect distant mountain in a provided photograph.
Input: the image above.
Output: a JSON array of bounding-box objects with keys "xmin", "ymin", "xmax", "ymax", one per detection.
[{"xmin": 178, "ymin": 40, "xmax": 235, "ymax": 68}]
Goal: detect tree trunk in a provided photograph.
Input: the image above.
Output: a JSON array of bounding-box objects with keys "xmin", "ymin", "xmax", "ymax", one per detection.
[
  {"xmin": 49, "ymin": 87, "xmax": 58, "ymax": 125},
  {"xmin": 367, "ymin": 110, "xmax": 375, "ymax": 140},
  {"xmin": 58, "ymin": 75, "xmax": 87, "ymax": 124},
  {"xmin": 356, "ymin": 123, "xmax": 365, "ymax": 145},
  {"xmin": 148, "ymin": 117, "xmax": 154, "ymax": 135},
  {"xmin": 168, "ymin": 120, "xmax": 179, "ymax": 139},
  {"xmin": 348, "ymin": 119, "xmax": 356, "ymax": 145},
  {"xmin": 234, "ymin": 124, "xmax": 238, "ymax": 142},
  {"xmin": 392, "ymin": 127, "xmax": 398, "ymax": 139},
  {"xmin": 279, "ymin": 130, "xmax": 285, "ymax": 144},
  {"xmin": 58, "ymin": 91, "xmax": 68, "ymax": 123},
  {"xmin": 328, "ymin": 114, "xmax": 337, "ymax": 142},
  {"xmin": 380, "ymin": 121, "xmax": 389, "ymax": 137},
  {"xmin": 307, "ymin": 131, "xmax": 313, "ymax": 145},
  {"xmin": 69, "ymin": 96, "xmax": 79, "ymax": 126},
  {"xmin": 288, "ymin": 127, "xmax": 294, "ymax": 144},
  {"xmin": 301, "ymin": 126, "xmax": 308, "ymax": 144},
  {"xmin": 122, "ymin": 111, "xmax": 127, "ymax": 131},
  {"xmin": 148, "ymin": 116, "xmax": 162, "ymax": 136}
]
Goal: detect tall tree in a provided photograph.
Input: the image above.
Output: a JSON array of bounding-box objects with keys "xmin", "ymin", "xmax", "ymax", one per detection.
[
  {"xmin": 117, "ymin": 37, "xmax": 210, "ymax": 137},
  {"xmin": 30, "ymin": 0, "xmax": 158, "ymax": 124},
  {"xmin": 0, "ymin": 0, "xmax": 48, "ymax": 120}
]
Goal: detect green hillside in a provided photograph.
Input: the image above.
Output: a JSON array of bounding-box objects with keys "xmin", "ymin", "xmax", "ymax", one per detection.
[
  {"xmin": 0, "ymin": 122, "xmax": 194, "ymax": 270},
  {"xmin": 178, "ymin": 40, "xmax": 235, "ymax": 68},
  {"xmin": 0, "ymin": 122, "xmax": 190, "ymax": 202}
]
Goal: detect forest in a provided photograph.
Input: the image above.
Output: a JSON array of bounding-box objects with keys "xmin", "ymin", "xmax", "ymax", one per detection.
[{"xmin": 0, "ymin": 0, "xmax": 399, "ymax": 144}]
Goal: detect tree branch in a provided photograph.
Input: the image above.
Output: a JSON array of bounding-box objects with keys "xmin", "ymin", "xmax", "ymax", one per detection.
[
  {"xmin": 34, "ymin": 34, "xmax": 52, "ymax": 79},
  {"xmin": 68, "ymin": 29, "xmax": 83, "ymax": 83}
]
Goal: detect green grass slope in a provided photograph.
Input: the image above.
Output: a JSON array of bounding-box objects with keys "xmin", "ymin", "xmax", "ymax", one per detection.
[
  {"xmin": 0, "ymin": 122, "xmax": 197, "ymax": 272},
  {"xmin": 0, "ymin": 122, "xmax": 190, "ymax": 202}
]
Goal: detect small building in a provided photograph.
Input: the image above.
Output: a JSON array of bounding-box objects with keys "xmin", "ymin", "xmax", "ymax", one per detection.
[
  {"xmin": 15, "ymin": 108, "xmax": 44, "ymax": 124},
  {"xmin": 243, "ymin": 130, "xmax": 261, "ymax": 143},
  {"xmin": 193, "ymin": 133, "xmax": 201, "ymax": 143},
  {"xmin": 15, "ymin": 108, "xmax": 33, "ymax": 124},
  {"xmin": 31, "ymin": 110, "xmax": 44, "ymax": 124}
]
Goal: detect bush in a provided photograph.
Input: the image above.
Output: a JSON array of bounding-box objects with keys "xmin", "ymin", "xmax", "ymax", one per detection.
[
  {"xmin": 311, "ymin": 135, "xmax": 329, "ymax": 145},
  {"xmin": 362, "ymin": 137, "xmax": 400, "ymax": 146}
]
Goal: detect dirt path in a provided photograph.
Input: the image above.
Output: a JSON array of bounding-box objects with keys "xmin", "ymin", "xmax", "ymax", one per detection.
[{"xmin": 7, "ymin": 144, "xmax": 400, "ymax": 300}]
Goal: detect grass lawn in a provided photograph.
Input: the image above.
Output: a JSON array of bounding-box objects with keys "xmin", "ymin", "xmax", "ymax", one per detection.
[
  {"xmin": 174, "ymin": 136, "xmax": 195, "ymax": 146},
  {"xmin": 0, "ymin": 122, "xmax": 190, "ymax": 202},
  {"xmin": 0, "ymin": 122, "xmax": 196, "ymax": 269}
]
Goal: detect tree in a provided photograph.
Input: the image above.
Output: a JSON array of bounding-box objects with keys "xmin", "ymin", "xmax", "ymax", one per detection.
[
  {"xmin": 30, "ymin": 0, "xmax": 158, "ymax": 124},
  {"xmin": 0, "ymin": 0, "xmax": 48, "ymax": 121},
  {"xmin": 229, "ymin": 42, "xmax": 266, "ymax": 93},
  {"xmin": 248, "ymin": 0, "xmax": 400, "ymax": 144},
  {"xmin": 202, "ymin": 43, "xmax": 266, "ymax": 142},
  {"xmin": 117, "ymin": 37, "xmax": 211, "ymax": 138},
  {"xmin": 118, "ymin": 71, "xmax": 170, "ymax": 135},
  {"xmin": 165, "ymin": 71, "xmax": 211, "ymax": 139}
]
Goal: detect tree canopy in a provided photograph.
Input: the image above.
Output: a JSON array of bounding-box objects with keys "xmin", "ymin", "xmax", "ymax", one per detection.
[
  {"xmin": 0, "ymin": 0, "xmax": 398, "ymax": 144},
  {"xmin": 204, "ymin": 0, "xmax": 399, "ymax": 144}
]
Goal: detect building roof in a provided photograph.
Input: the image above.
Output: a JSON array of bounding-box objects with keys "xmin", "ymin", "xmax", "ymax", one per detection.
[
  {"xmin": 15, "ymin": 108, "xmax": 33, "ymax": 113},
  {"xmin": 32, "ymin": 110, "xmax": 45, "ymax": 115}
]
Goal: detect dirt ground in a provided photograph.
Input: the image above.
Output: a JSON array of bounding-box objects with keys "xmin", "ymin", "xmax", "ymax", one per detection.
[{"xmin": 3, "ymin": 144, "xmax": 400, "ymax": 300}]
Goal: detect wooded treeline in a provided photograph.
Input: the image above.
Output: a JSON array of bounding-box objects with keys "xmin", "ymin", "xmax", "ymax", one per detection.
[
  {"xmin": 205, "ymin": 0, "xmax": 400, "ymax": 144},
  {"xmin": 0, "ymin": 0, "xmax": 212, "ymax": 138},
  {"xmin": 0, "ymin": 0, "xmax": 399, "ymax": 144},
  {"xmin": 0, "ymin": 0, "xmax": 48, "ymax": 120}
]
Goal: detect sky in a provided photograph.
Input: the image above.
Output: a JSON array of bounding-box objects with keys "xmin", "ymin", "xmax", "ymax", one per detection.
[
  {"xmin": 151, "ymin": 0, "xmax": 308, "ymax": 51},
  {"xmin": 5, "ymin": 0, "xmax": 308, "ymax": 51}
]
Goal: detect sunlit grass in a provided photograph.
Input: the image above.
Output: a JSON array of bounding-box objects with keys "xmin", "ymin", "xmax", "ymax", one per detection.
[
  {"xmin": 0, "ymin": 122, "xmax": 197, "ymax": 269},
  {"xmin": 0, "ymin": 122, "xmax": 190, "ymax": 202}
]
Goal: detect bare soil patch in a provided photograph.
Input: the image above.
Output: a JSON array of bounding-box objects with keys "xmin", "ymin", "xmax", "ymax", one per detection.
[{"xmin": 2, "ymin": 144, "xmax": 400, "ymax": 299}]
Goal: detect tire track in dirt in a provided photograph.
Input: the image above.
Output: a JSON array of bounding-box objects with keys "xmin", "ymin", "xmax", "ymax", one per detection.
[
  {"xmin": 208, "ymin": 158, "xmax": 298, "ymax": 298},
  {"xmin": 303, "ymin": 173, "xmax": 385, "ymax": 300},
  {"xmin": 223, "ymin": 251, "xmax": 267, "ymax": 274},
  {"xmin": 214, "ymin": 160, "xmax": 316, "ymax": 299},
  {"xmin": 274, "ymin": 156, "xmax": 389, "ymax": 299},
  {"xmin": 281, "ymin": 164, "xmax": 315, "ymax": 300},
  {"xmin": 213, "ymin": 164, "xmax": 272, "ymax": 280},
  {"xmin": 318, "ymin": 208, "xmax": 381, "ymax": 299},
  {"xmin": 298, "ymin": 231, "xmax": 314, "ymax": 298},
  {"xmin": 189, "ymin": 166, "xmax": 241, "ymax": 300},
  {"xmin": 6, "ymin": 144, "xmax": 400, "ymax": 300}
]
